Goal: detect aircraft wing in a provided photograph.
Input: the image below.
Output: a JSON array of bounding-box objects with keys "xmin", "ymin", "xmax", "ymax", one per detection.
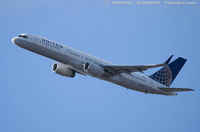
[{"xmin": 102, "ymin": 55, "xmax": 173, "ymax": 74}]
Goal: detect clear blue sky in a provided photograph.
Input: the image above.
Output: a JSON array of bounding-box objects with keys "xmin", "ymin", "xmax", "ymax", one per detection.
[{"xmin": 1, "ymin": 0, "xmax": 200, "ymax": 132}]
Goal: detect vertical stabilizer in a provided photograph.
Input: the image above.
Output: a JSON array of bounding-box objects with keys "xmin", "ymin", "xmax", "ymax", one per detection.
[{"xmin": 149, "ymin": 57, "xmax": 187, "ymax": 87}]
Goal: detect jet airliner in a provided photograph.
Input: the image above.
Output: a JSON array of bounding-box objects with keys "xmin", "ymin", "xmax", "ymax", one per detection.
[{"xmin": 12, "ymin": 33, "xmax": 193, "ymax": 95}]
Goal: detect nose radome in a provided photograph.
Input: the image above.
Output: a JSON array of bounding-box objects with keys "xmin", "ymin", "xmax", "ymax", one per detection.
[{"xmin": 11, "ymin": 37, "xmax": 17, "ymax": 44}]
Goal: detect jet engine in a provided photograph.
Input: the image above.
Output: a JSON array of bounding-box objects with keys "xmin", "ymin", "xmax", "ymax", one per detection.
[
  {"xmin": 52, "ymin": 62, "xmax": 75, "ymax": 77},
  {"xmin": 83, "ymin": 62, "xmax": 105, "ymax": 77}
]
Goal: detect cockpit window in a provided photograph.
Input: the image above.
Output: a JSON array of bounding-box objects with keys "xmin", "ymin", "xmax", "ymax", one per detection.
[{"xmin": 18, "ymin": 35, "xmax": 28, "ymax": 38}]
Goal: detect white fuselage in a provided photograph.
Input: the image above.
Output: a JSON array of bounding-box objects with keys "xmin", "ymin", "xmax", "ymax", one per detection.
[{"xmin": 12, "ymin": 34, "xmax": 170, "ymax": 95}]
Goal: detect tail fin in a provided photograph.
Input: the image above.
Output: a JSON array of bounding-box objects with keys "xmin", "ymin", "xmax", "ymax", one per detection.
[{"xmin": 149, "ymin": 57, "xmax": 187, "ymax": 87}]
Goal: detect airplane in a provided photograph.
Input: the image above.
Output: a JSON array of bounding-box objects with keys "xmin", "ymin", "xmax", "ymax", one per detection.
[{"xmin": 11, "ymin": 33, "xmax": 193, "ymax": 95}]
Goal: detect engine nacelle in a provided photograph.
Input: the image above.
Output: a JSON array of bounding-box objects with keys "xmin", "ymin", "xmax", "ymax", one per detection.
[
  {"xmin": 83, "ymin": 62, "xmax": 105, "ymax": 77},
  {"xmin": 52, "ymin": 62, "xmax": 75, "ymax": 77}
]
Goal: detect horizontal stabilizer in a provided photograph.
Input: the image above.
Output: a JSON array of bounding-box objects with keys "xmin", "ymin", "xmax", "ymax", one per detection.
[{"xmin": 159, "ymin": 87, "xmax": 194, "ymax": 92}]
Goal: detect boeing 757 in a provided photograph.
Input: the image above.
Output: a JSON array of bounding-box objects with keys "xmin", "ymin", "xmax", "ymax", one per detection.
[{"xmin": 12, "ymin": 33, "xmax": 193, "ymax": 95}]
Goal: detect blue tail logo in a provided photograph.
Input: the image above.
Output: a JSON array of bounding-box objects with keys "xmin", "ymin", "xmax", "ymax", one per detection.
[{"xmin": 149, "ymin": 57, "xmax": 187, "ymax": 87}]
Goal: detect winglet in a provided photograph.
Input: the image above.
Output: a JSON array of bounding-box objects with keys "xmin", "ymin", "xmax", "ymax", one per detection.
[{"xmin": 164, "ymin": 55, "xmax": 174, "ymax": 64}]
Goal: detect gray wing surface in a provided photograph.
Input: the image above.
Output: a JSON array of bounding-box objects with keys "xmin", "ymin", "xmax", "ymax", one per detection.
[{"xmin": 102, "ymin": 55, "xmax": 173, "ymax": 74}]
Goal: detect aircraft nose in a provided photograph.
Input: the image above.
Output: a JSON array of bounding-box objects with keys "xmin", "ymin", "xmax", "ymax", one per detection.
[
  {"xmin": 11, "ymin": 37, "xmax": 22, "ymax": 46},
  {"xmin": 11, "ymin": 37, "xmax": 18, "ymax": 44}
]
